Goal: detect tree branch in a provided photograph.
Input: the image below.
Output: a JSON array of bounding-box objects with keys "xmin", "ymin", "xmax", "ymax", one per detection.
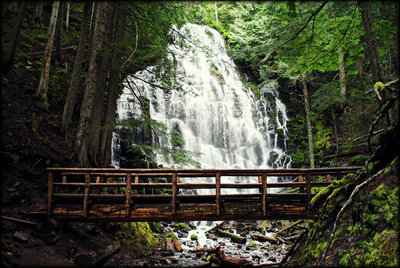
[
  {"xmin": 282, "ymin": 1, "xmax": 328, "ymax": 46},
  {"xmin": 318, "ymin": 167, "xmax": 385, "ymax": 264}
]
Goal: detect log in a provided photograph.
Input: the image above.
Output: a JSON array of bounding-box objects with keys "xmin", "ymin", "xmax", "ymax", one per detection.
[
  {"xmin": 172, "ymin": 238, "xmax": 182, "ymax": 252},
  {"xmin": 276, "ymin": 236, "xmax": 286, "ymax": 243},
  {"xmin": 277, "ymin": 219, "xmax": 304, "ymax": 234},
  {"xmin": 1, "ymin": 216, "xmax": 37, "ymax": 226},
  {"xmin": 165, "ymin": 238, "xmax": 175, "ymax": 253},
  {"xmin": 207, "ymin": 221, "xmax": 225, "ymax": 233},
  {"xmin": 251, "ymin": 232, "xmax": 277, "ymax": 242},
  {"xmin": 216, "ymin": 229, "xmax": 246, "ymax": 244},
  {"xmin": 197, "ymin": 246, "xmax": 253, "ymax": 266}
]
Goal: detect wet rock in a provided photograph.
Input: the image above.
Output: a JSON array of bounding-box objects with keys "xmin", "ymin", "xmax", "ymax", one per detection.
[{"xmin": 13, "ymin": 231, "xmax": 29, "ymax": 243}]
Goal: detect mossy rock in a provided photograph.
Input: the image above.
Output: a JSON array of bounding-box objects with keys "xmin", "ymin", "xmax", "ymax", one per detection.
[
  {"xmin": 115, "ymin": 222, "xmax": 159, "ymax": 256},
  {"xmin": 174, "ymin": 223, "xmax": 190, "ymax": 233}
]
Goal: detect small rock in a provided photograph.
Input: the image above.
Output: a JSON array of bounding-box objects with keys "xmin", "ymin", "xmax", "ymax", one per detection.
[{"xmin": 13, "ymin": 231, "xmax": 29, "ymax": 243}]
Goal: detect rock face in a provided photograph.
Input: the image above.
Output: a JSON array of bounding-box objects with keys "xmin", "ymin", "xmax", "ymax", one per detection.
[{"xmin": 282, "ymin": 157, "xmax": 399, "ymax": 267}]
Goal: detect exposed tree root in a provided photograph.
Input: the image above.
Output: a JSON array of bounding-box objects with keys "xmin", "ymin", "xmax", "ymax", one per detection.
[{"xmin": 317, "ymin": 167, "xmax": 386, "ymax": 264}]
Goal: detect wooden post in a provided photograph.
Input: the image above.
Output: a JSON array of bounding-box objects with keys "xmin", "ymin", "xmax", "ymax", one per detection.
[
  {"xmin": 47, "ymin": 172, "xmax": 54, "ymax": 218},
  {"xmin": 306, "ymin": 172, "xmax": 311, "ymax": 209},
  {"xmin": 299, "ymin": 175, "xmax": 304, "ymax": 193},
  {"xmin": 216, "ymin": 172, "xmax": 221, "ymax": 216},
  {"xmin": 134, "ymin": 175, "xmax": 139, "ymax": 194},
  {"xmin": 326, "ymin": 174, "xmax": 332, "ymax": 183},
  {"xmin": 96, "ymin": 176, "xmax": 100, "ymax": 183},
  {"xmin": 336, "ymin": 171, "xmax": 342, "ymax": 181},
  {"xmin": 126, "ymin": 173, "xmax": 132, "ymax": 217},
  {"xmin": 172, "ymin": 172, "xmax": 177, "ymax": 215},
  {"xmin": 258, "ymin": 175, "xmax": 262, "ymax": 193},
  {"xmin": 83, "ymin": 173, "xmax": 90, "ymax": 217},
  {"xmin": 261, "ymin": 174, "xmax": 267, "ymax": 217},
  {"xmin": 62, "ymin": 175, "xmax": 67, "ymax": 184}
]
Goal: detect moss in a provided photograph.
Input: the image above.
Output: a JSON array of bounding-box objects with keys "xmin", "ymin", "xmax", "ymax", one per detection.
[
  {"xmin": 191, "ymin": 234, "xmax": 198, "ymax": 240},
  {"xmin": 148, "ymin": 222, "xmax": 162, "ymax": 233},
  {"xmin": 310, "ymin": 241, "xmax": 327, "ymax": 259},
  {"xmin": 174, "ymin": 223, "xmax": 189, "ymax": 232},
  {"xmin": 249, "ymin": 241, "xmax": 257, "ymax": 247},
  {"xmin": 355, "ymin": 229, "xmax": 399, "ymax": 267},
  {"xmin": 115, "ymin": 222, "xmax": 159, "ymax": 256},
  {"xmin": 310, "ymin": 185, "xmax": 332, "ymax": 207}
]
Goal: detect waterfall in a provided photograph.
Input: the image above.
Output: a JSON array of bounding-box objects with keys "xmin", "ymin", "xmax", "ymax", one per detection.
[
  {"xmin": 111, "ymin": 23, "xmax": 292, "ymax": 259},
  {"xmin": 112, "ymin": 23, "xmax": 291, "ymax": 175}
]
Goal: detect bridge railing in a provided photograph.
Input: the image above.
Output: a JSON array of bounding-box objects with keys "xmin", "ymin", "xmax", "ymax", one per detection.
[{"xmin": 44, "ymin": 167, "xmax": 361, "ymax": 220}]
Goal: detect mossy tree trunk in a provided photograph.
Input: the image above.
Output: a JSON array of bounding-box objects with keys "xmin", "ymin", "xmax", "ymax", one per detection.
[{"xmin": 75, "ymin": 2, "xmax": 108, "ymax": 166}]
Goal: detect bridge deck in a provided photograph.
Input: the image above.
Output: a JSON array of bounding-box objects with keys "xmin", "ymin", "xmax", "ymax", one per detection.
[{"xmin": 30, "ymin": 167, "xmax": 361, "ymax": 222}]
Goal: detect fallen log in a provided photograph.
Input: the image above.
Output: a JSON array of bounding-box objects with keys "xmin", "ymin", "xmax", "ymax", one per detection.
[
  {"xmin": 216, "ymin": 229, "xmax": 246, "ymax": 244},
  {"xmin": 277, "ymin": 219, "xmax": 304, "ymax": 234},
  {"xmin": 172, "ymin": 237, "xmax": 182, "ymax": 252},
  {"xmin": 165, "ymin": 238, "xmax": 175, "ymax": 253},
  {"xmin": 196, "ymin": 246, "xmax": 253, "ymax": 266},
  {"xmin": 1, "ymin": 216, "xmax": 37, "ymax": 226},
  {"xmin": 207, "ymin": 221, "xmax": 225, "ymax": 233},
  {"xmin": 251, "ymin": 232, "xmax": 277, "ymax": 242}
]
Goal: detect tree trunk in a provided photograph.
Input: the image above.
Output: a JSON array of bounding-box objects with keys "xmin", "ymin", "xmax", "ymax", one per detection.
[
  {"xmin": 35, "ymin": 0, "xmax": 60, "ymax": 103},
  {"xmin": 87, "ymin": 5, "xmax": 115, "ymax": 166},
  {"xmin": 358, "ymin": 1, "xmax": 384, "ymax": 82},
  {"xmin": 99, "ymin": 5, "xmax": 127, "ymax": 166},
  {"xmin": 75, "ymin": 2, "xmax": 108, "ymax": 166},
  {"xmin": 33, "ymin": 1, "xmax": 43, "ymax": 26},
  {"xmin": 302, "ymin": 75, "xmax": 315, "ymax": 168},
  {"xmin": 54, "ymin": 1, "xmax": 65, "ymax": 62},
  {"xmin": 1, "ymin": 1, "xmax": 27, "ymax": 73},
  {"xmin": 338, "ymin": 46, "xmax": 346, "ymax": 99},
  {"xmin": 65, "ymin": 1, "xmax": 70, "ymax": 32},
  {"xmin": 60, "ymin": 1, "xmax": 92, "ymax": 135}
]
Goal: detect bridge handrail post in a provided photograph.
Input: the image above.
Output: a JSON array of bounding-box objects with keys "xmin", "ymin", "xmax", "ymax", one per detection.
[
  {"xmin": 172, "ymin": 172, "xmax": 178, "ymax": 215},
  {"xmin": 47, "ymin": 171, "xmax": 54, "ymax": 219},
  {"xmin": 261, "ymin": 174, "xmax": 267, "ymax": 216},
  {"xmin": 336, "ymin": 171, "xmax": 342, "ymax": 181},
  {"xmin": 216, "ymin": 172, "xmax": 221, "ymax": 216},
  {"xmin": 83, "ymin": 173, "xmax": 90, "ymax": 217},
  {"xmin": 126, "ymin": 173, "xmax": 132, "ymax": 217},
  {"xmin": 306, "ymin": 172, "xmax": 311, "ymax": 210}
]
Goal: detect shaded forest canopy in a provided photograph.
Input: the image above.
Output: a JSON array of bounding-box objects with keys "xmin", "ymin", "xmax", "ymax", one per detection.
[{"xmin": 0, "ymin": 1, "xmax": 399, "ymax": 266}]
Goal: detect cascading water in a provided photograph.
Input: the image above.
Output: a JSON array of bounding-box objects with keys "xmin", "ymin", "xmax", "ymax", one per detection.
[{"xmin": 112, "ymin": 23, "xmax": 292, "ymax": 264}]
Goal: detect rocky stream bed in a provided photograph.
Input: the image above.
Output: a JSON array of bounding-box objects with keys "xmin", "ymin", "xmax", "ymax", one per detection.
[{"xmin": 130, "ymin": 220, "xmax": 308, "ymax": 267}]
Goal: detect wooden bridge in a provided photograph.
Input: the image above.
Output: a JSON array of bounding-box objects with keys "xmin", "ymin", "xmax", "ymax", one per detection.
[{"xmin": 30, "ymin": 167, "xmax": 361, "ymax": 222}]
